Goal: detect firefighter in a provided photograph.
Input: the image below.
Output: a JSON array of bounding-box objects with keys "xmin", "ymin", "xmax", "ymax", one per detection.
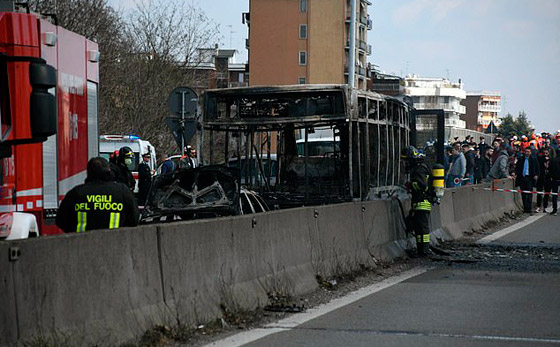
[
  {"xmin": 111, "ymin": 146, "xmax": 136, "ymax": 191},
  {"xmin": 56, "ymin": 157, "xmax": 139, "ymax": 233},
  {"xmin": 401, "ymin": 146, "xmax": 434, "ymax": 257}
]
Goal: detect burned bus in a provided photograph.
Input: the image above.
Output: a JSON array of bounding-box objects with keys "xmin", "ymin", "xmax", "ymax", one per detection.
[{"xmin": 201, "ymin": 84, "xmax": 412, "ymax": 208}]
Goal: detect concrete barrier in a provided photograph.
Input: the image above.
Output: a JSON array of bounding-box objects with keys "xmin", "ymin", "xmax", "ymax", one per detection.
[
  {"xmin": 1, "ymin": 225, "xmax": 163, "ymax": 346},
  {"xmin": 0, "ymin": 179, "xmax": 521, "ymax": 346},
  {"xmin": 432, "ymin": 179, "xmax": 521, "ymax": 241}
]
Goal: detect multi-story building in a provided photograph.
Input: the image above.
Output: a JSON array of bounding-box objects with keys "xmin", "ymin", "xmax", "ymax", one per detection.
[
  {"xmin": 244, "ymin": 0, "xmax": 372, "ymax": 89},
  {"xmin": 461, "ymin": 91, "xmax": 501, "ymax": 132},
  {"xmin": 188, "ymin": 47, "xmax": 248, "ymax": 93},
  {"xmin": 404, "ymin": 75, "xmax": 467, "ymax": 129}
]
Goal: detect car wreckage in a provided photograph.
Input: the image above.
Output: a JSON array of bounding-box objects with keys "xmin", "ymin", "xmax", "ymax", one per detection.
[
  {"xmin": 142, "ymin": 84, "xmax": 413, "ymax": 220},
  {"xmin": 141, "ymin": 165, "xmax": 268, "ymax": 222}
]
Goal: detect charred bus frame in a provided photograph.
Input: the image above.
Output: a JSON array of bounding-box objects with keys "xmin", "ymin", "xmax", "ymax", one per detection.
[{"xmin": 201, "ymin": 84, "xmax": 411, "ymax": 207}]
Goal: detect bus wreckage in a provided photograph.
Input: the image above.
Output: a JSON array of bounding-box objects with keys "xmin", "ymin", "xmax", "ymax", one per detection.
[{"xmin": 199, "ymin": 84, "xmax": 412, "ymax": 208}]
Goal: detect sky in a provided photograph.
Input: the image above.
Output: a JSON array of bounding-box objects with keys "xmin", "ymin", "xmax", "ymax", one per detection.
[{"xmin": 109, "ymin": 0, "xmax": 559, "ymax": 133}]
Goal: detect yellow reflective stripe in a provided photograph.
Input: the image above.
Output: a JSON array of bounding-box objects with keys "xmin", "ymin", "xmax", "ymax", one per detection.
[
  {"xmin": 109, "ymin": 212, "xmax": 121, "ymax": 229},
  {"xmin": 76, "ymin": 212, "xmax": 87, "ymax": 233},
  {"xmin": 412, "ymin": 182, "xmax": 420, "ymax": 191},
  {"xmin": 423, "ymin": 234, "xmax": 431, "ymax": 243},
  {"xmin": 414, "ymin": 200, "xmax": 432, "ymax": 211}
]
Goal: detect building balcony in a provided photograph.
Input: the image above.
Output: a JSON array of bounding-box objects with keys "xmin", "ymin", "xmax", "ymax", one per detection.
[
  {"xmin": 414, "ymin": 102, "xmax": 466, "ymax": 114},
  {"xmin": 242, "ymin": 12, "xmax": 250, "ymax": 25},
  {"xmin": 367, "ymin": 17, "xmax": 373, "ymax": 30},
  {"xmin": 367, "ymin": 44, "xmax": 372, "ymax": 55},
  {"xmin": 416, "ymin": 117, "xmax": 466, "ymax": 130},
  {"xmin": 405, "ymin": 87, "xmax": 466, "ymax": 99},
  {"xmin": 358, "ymin": 40, "xmax": 368, "ymax": 52},
  {"xmin": 478, "ymin": 104, "xmax": 501, "ymax": 112},
  {"xmin": 445, "ymin": 118, "xmax": 466, "ymax": 129},
  {"xmin": 344, "ymin": 65, "xmax": 367, "ymax": 77},
  {"xmin": 229, "ymin": 81, "xmax": 249, "ymax": 88},
  {"xmin": 216, "ymin": 72, "xmax": 229, "ymax": 80},
  {"xmin": 360, "ymin": 15, "xmax": 368, "ymax": 26}
]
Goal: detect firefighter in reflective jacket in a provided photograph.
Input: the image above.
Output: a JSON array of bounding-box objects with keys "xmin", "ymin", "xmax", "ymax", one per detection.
[
  {"xmin": 401, "ymin": 146, "xmax": 434, "ymax": 256},
  {"xmin": 56, "ymin": 157, "xmax": 139, "ymax": 233}
]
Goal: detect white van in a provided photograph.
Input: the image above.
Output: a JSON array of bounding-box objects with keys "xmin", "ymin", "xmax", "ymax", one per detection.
[{"xmin": 99, "ymin": 135, "xmax": 157, "ymax": 192}]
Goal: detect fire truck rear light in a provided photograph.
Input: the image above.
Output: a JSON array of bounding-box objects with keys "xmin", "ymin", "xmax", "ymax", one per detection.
[
  {"xmin": 88, "ymin": 50, "xmax": 100, "ymax": 63},
  {"xmin": 42, "ymin": 32, "xmax": 57, "ymax": 46}
]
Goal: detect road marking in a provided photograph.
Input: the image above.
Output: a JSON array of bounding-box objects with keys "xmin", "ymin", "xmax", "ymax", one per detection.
[
  {"xmin": 477, "ymin": 213, "xmax": 546, "ymax": 245},
  {"xmin": 271, "ymin": 327, "xmax": 560, "ymax": 344},
  {"xmin": 203, "ymin": 267, "xmax": 428, "ymax": 347}
]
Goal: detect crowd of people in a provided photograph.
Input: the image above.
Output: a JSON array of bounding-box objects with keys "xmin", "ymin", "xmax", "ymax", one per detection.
[{"xmin": 444, "ymin": 131, "xmax": 560, "ymax": 215}]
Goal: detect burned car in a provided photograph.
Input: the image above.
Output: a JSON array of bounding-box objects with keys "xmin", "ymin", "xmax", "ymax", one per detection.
[{"xmin": 141, "ymin": 165, "xmax": 268, "ymax": 222}]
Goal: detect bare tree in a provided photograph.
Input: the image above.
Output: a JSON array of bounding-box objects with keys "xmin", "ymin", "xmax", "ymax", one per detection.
[
  {"xmin": 26, "ymin": 0, "xmax": 222, "ymax": 159},
  {"xmin": 101, "ymin": 0, "xmax": 221, "ymax": 157}
]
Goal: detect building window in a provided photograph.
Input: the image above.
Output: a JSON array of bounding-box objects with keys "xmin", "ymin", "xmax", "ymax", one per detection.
[
  {"xmin": 299, "ymin": 77, "xmax": 306, "ymax": 84},
  {"xmin": 299, "ymin": 51, "xmax": 307, "ymax": 65},
  {"xmin": 299, "ymin": 24, "xmax": 307, "ymax": 39},
  {"xmin": 300, "ymin": 0, "xmax": 307, "ymax": 12}
]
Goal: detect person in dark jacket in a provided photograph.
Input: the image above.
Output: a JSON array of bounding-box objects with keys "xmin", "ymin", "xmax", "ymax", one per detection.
[
  {"xmin": 535, "ymin": 149, "xmax": 552, "ymax": 213},
  {"xmin": 480, "ymin": 147, "xmax": 493, "ymax": 179},
  {"xmin": 462, "ymin": 144, "xmax": 475, "ymax": 185},
  {"xmin": 110, "ymin": 146, "xmax": 136, "ymax": 191},
  {"xmin": 137, "ymin": 153, "xmax": 152, "ymax": 206},
  {"xmin": 515, "ymin": 147, "xmax": 540, "ymax": 213},
  {"xmin": 478, "ymin": 137, "xmax": 489, "ymax": 159},
  {"xmin": 549, "ymin": 148, "xmax": 560, "ymax": 216},
  {"xmin": 56, "ymin": 157, "xmax": 139, "ymax": 233},
  {"xmin": 160, "ymin": 154, "xmax": 177, "ymax": 174}
]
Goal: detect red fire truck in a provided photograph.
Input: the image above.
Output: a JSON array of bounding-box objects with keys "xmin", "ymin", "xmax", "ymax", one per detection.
[{"xmin": 0, "ymin": 5, "xmax": 99, "ymax": 239}]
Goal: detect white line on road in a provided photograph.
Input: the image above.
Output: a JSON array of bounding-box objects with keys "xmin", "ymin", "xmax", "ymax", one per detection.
[
  {"xmin": 477, "ymin": 213, "xmax": 546, "ymax": 245},
  {"xmin": 203, "ymin": 267, "xmax": 429, "ymax": 347}
]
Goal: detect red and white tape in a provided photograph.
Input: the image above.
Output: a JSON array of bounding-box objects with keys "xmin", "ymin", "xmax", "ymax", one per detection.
[{"xmin": 482, "ymin": 187, "xmax": 559, "ymax": 196}]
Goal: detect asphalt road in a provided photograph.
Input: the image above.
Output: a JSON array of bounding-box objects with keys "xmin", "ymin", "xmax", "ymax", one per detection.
[{"xmin": 211, "ymin": 214, "xmax": 560, "ymax": 347}]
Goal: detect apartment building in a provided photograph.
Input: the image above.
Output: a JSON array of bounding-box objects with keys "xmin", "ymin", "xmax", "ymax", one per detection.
[
  {"xmin": 404, "ymin": 75, "xmax": 467, "ymax": 129},
  {"xmin": 461, "ymin": 91, "xmax": 502, "ymax": 132},
  {"xmin": 188, "ymin": 47, "xmax": 248, "ymax": 94},
  {"xmin": 244, "ymin": 0, "xmax": 372, "ymax": 89}
]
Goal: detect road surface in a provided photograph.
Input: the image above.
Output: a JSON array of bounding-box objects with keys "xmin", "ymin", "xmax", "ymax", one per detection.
[{"xmin": 207, "ymin": 213, "xmax": 560, "ymax": 347}]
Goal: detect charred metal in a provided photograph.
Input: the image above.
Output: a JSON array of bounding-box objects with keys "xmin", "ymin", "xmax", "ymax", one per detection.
[{"xmin": 201, "ymin": 84, "xmax": 412, "ymax": 208}]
